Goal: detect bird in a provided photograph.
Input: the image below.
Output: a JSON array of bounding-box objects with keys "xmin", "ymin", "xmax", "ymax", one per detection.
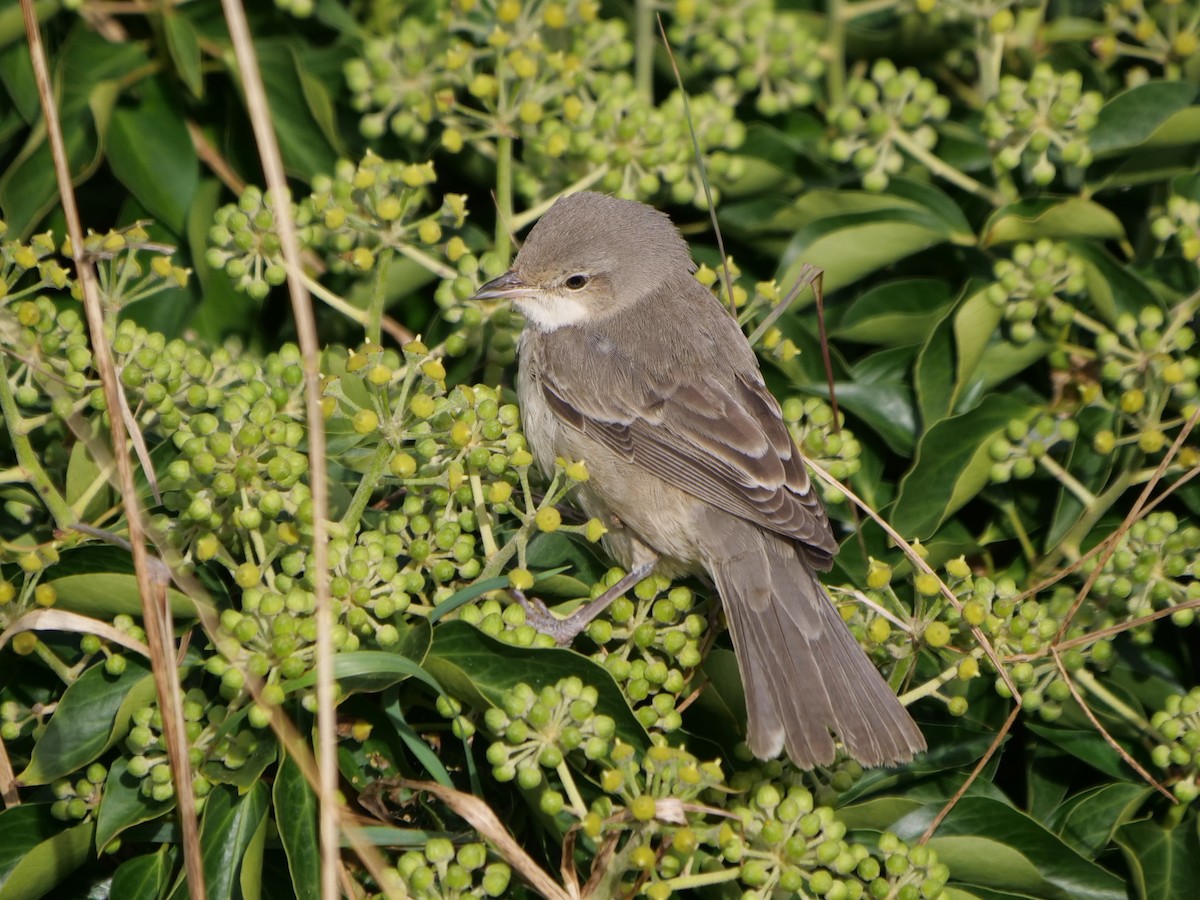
[{"xmin": 472, "ymin": 191, "xmax": 925, "ymax": 768}]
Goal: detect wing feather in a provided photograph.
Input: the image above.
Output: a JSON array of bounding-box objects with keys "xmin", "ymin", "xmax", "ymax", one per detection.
[{"xmin": 536, "ymin": 324, "xmax": 838, "ymax": 561}]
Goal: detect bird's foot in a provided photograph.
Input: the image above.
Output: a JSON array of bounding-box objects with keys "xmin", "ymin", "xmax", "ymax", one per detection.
[
  {"xmin": 509, "ymin": 590, "xmax": 580, "ymax": 646},
  {"xmin": 509, "ymin": 561, "xmax": 657, "ymax": 647}
]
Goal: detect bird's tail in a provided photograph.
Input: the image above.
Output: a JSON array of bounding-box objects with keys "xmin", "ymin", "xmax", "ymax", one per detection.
[{"xmin": 701, "ymin": 515, "xmax": 925, "ymax": 768}]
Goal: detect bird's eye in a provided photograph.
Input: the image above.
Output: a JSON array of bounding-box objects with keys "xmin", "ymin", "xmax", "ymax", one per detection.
[{"xmin": 564, "ymin": 274, "xmax": 589, "ymax": 290}]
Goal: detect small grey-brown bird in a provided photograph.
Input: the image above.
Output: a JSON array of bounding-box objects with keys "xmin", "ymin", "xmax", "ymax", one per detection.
[{"xmin": 474, "ymin": 191, "xmax": 924, "ymax": 768}]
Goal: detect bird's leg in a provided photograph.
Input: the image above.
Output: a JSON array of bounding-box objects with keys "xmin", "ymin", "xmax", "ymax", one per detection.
[{"xmin": 511, "ymin": 561, "xmax": 657, "ymax": 646}]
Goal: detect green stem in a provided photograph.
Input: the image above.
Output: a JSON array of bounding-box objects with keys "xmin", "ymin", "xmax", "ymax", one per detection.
[
  {"xmin": 1074, "ymin": 669, "xmax": 1165, "ymax": 741},
  {"xmin": 1001, "ymin": 500, "xmax": 1038, "ymax": 564},
  {"xmin": 340, "ymin": 444, "xmax": 392, "ymax": 534},
  {"xmin": 1037, "ymin": 454, "xmax": 1098, "ymax": 508},
  {"xmin": 825, "ymin": 0, "xmax": 847, "ymax": 107},
  {"xmin": 397, "ymin": 243, "xmax": 456, "ymax": 281},
  {"xmin": 300, "ymin": 273, "xmax": 370, "ymax": 328},
  {"xmin": 469, "ymin": 472, "xmax": 499, "ymax": 559},
  {"xmin": 900, "ymin": 647, "xmax": 986, "ymax": 706},
  {"xmin": 366, "ymin": 247, "xmax": 394, "ymax": 346},
  {"xmin": 891, "ymin": 129, "xmax": 1006, "ymax": 206},
  {"xmin": 510, "ymin": 167, "xmax": 610, "ymax": 232},
  {"xmin": 494, "ymin": 134, "xmax": 514, "ymax": 262},
  {"xmin": 556, "ymin": 761, "xmax": 588, "ymax": 819},
  {"xmin": 635, "ymin": 0, "xmax": 655, "ymax": 101},
  {"xmin": 1039, "ymin": 468, "xmax": 1134, "ymax": 572},
  {"xmin": 660, "ymin": 868, "xmax": 742, "ymax": 891},
  {"xmin": 0, "ymin": 356, "xmax": 74, "ymax": 527},
  {"xmin": 976, "ymin": 30, "xmax": 1004, "ymax": 102},
  {"xmin": 34, "ymin": 638, "xmax": 78, "ymax": 684}
]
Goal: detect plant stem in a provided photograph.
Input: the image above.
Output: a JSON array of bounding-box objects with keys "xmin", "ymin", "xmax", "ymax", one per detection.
[
  {"xmin": 1075, "ymin": 668, "xmax": 1165, "ymax": 742},
  {"xmin": 35, "ymin": 638, "xmax": 78, "ymax": 684},
  {"xmin": 340, "ymin": 444, "xmax": 391, "ymax": 534},
  {"xmin": 1037, "ymin": 454, "xmax": 1098, "ymax": 508},
  {"xmin": 1040, "ymin": 468, "xmax": 1133, "ymax": 572},
  {"xmin": 900, "ymin": 648, "xmax": 985, "ymax": 705},
  {"xmin": 511, "ymin": 167, "xmax": 610, "ymax": 232},
  {"xmin": 469, "ymin": 472, "xmax": 499, "ymax": 559},
  {"xmin": 661, "ymin": 868, "xmax": 743, "ymax": 891},
  {"xmin": 826, "ymin": 0, "xmax": 847, "ymax": 107},
  {"xmin": 556, "ymin": 761, "xmax": 588, "ymax": 819},
  {"xmin": 891, "ymin": 129, "xmax": 1006, "ymax": 206},
  {"xmin": 1000, "ymin": 500, "xmax": 1038, "ymax": 563},
  {"xmin": 494, "ymin": 133, "xmax": 514, "ymax": 262},
  {"xmin": 635, "ymin": 0, "xmax": 655, "ymax": 102},
  {"xmin": 398, "ymin": 243, "xmax": 457, "ymax": 280},
  {"xmin": 0, "ymin": 356, "xmax": 74, "ymax": 527},
  {"xmin": 366, "ymin": 247, "xmax": 394, "ymax": 346}
]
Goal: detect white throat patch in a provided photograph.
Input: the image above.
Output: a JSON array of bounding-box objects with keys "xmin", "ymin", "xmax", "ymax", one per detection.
[{"xmin": 514, "ymin": 295, "xmax": 590, "ymax": 332}]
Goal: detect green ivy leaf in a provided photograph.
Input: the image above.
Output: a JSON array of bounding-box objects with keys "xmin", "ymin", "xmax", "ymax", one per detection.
[
  {"xmin": 19, "ymin": 657, "xmax": 156, "ymax": 786},
  {"xmin": 1049, "ymin": 783, "xmax": 1153, "ymax": 859},
  {"xmin": 1116, "ymin": 818, "xmax": 1200, "ymax": 900},
  {"xmin": 832, "ymin": 279, "xmax": 956, "ymax": 347},
  {"xmin": 0, "ymin": 805, "xmax": 93, "ymax": 900},
  {"xmin": 107, "ymin": 76, "xmax": 198, "ymax": 235},
  {"xmin": 109, "ymin": 848, "xmax": 175, "ymax": 900},
  {"xmin": 273, "ymin": 754, "xmax": 320, "ymax": 900},
  {"xmin": 895, "ymin": 797, "xmax": 1127, "ymax": 900},
  {"xmin": 1090, "ymin": 82, "xmax": 1198, "ymax": 158},
  {"xmin": 983, "ymin": 198, "xmax": 1125, "ymax": 245},
  {"xmin": 1071, "ymin": 241, "xmax": 1161, "ymax": 325},
  {"xmin": 777, "ymin": 207, "xmax": 958, "ymax": 293},
  {"xmin": 426, "ymin": 620, "xmax": 649, "ymax": 749},
  {"xmin": 166, "ymin": 783, "xmax": 269, "ymax": 900},
  {"xmin": 95, "ymin": 756, "xmax": 176, "ymax": 852},
  {"xmin": 892, "ymin": 394, "xmax": 1036, "ymax": 538},
  {"xmin": 163, "ymin": 10, "xmax": 204, "ymax": 99}
]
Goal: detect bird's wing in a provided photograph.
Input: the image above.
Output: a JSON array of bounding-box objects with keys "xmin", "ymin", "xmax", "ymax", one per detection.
[{"xmin": 537, "ymin": 328, "xmax": 838, "ymax": 560}]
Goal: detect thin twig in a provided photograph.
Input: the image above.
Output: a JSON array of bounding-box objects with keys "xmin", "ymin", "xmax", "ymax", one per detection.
[
  {"xmin": 216, "ymin": 3, "xmax": 339, "ymax": 897},
  {"xmin": 1051, "ymin": 650, "xmax": 1174, "ymax": 802},
  {"xmin": 19, "ymin": 2, "xmax": 205, "ymax": 893},
  {"xmin": 656, "ymin": 14, "xmax": 736, "ymax": 318},
  {"xmin": 918, "ymin": 703, "xmax": 1019, "ymax": 843},
  {"xmin": 1052, "ymin": 407, "xmax": 1200, "ymax": 644}
]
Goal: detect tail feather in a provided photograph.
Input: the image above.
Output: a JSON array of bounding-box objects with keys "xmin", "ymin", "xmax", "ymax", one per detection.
[{"xmin": 702, "ymin": 515, "xmax": 925, "ymax": 769}]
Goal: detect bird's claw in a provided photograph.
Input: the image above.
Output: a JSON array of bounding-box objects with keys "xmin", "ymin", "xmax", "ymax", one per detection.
[{"xmin": 509, "ymin": 589, "xmax": 581, "ymax": 645}]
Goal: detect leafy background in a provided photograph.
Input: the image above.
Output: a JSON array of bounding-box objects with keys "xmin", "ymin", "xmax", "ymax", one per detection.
[{"xmin": 1, "ymin": 0, "xmax": 1200, "ymax": 898}]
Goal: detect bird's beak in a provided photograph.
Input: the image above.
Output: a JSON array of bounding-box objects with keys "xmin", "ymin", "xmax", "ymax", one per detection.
[{"xmin": 471, "ymin": 270, "xmax": 536, "ymax": 301}]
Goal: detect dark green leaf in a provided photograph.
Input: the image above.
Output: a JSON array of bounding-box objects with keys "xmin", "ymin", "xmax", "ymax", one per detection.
[
  {"xmin": 95, "ymin": 757, "xmax": 176, "ymax": 852},
  {"xmin": 250, "ymin": 41, "xmax": 339, "ymax": 181},
  {"xmin": 983, "ymin": 198, "xmax": 1125, "ymax": 245},
  {"xmin": 1071, "ymin": 240, "xmax": 1160, "ymax": 325},
  {"xmin": 282, "ymin": 649, "xmax": 444, "ymax": 698},
  {"xmin": 1049, "ymin": 783, "xmax": 1152, "ymax": 859},
  {"xmin": 832, "ymin": 279, "xmax": 955, "ymax": 346},
  {"xmin": 777, "ymin": 207, "xmax": 957, "ymax": 293},
  {"xmin": 1090, "ymin": 82, "xmax": 1197, "ymax": 158},
  {"xmin": 109, "ymin": 848, "xmax": 174, "ymax": 900},
  {"xmin": 894, "ymin": 797, "xmax": 1127, "ymax": 900},
  {"xmin": 19, "ymin": 658, "xmax": 156, "ymax": 785},
  {"xmin": 1116, "ymin": 817, "xmax": 1200, "ymax": 900},
  {"xmin": 426, "ymin": 620, "xmax": 649, "ymax": 749},
  {"xmin": 163, "ymin": 10, "xmax": 204, "ymax": 99},
  {"xmin": 107, "ymin": 77, "xmax": 198, "ymax": 234},
  {"xmin": 46, "ymin": 571, "xmax": 197, "ymax": 619},
  {"xmin": 273, "ymin": 755, "xmax": 320, "ymax": 900},
  {"xmin": 0, "ymin": 805, "xmax": 93, "ymax": 900},
  {"xmin": 892, "ymin": 394, "xmax": 1036, "ymax": 538},
  {"xmin": 166, "ymin": 783, "xmax": 269, "ymax": 900}
]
